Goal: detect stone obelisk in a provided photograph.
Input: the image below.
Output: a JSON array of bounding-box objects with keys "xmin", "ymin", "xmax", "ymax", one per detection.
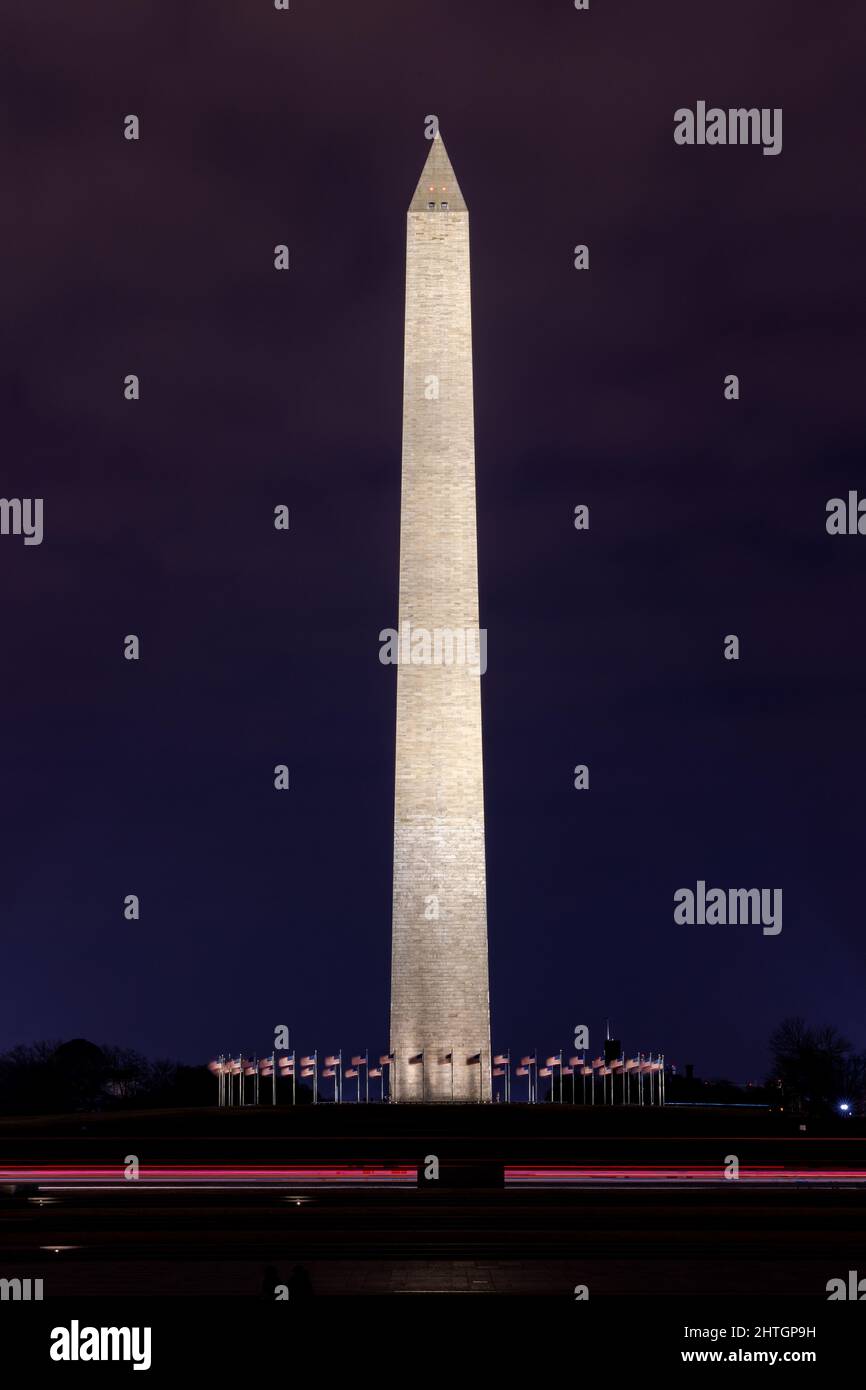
[{"xmin": 389, "ymin": 133, "xmax": 491, "ymax": 1103}]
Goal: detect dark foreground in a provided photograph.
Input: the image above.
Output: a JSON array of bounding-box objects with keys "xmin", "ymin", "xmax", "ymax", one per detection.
[
  {"xmin": 1, "ymin": 1104, "xmax": 864, "ymax": 1298},
  {"xmin": 0, "ymin": 1185, "xmax": 862, "ymax": 1298}
]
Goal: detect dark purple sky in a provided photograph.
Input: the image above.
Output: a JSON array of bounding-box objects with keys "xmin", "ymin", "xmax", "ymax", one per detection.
[{"xmin": 3, "ymin": 0, "xmax": 865, "ymax": 1081}]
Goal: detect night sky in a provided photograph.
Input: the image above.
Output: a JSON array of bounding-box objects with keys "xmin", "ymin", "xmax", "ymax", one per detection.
[{"xmin": 4, "ymin": 0, "xmax": 865, "ymax": 1082}]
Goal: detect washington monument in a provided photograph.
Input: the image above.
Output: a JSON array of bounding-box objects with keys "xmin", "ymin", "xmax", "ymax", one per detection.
[{"xmin": 388, "ymin": 132, "xmax": 491, "ymax": 1102}]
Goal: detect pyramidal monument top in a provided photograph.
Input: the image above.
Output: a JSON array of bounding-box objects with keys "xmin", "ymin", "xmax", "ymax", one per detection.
[{"xmin": 408, "ymin": 131, "xmax": 467, "ymax": 214}]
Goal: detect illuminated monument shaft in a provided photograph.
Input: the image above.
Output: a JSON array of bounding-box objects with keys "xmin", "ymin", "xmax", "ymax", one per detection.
[{"xmin": 389, "ymin": 134, "xmax": 491, "ymax": 1102}]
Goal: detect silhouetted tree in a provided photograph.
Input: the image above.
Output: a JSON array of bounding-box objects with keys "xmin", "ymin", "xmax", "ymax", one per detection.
[
  {"xmin": 0, "ymin": 1039, "xmax": 316, "ymax": 1115},
  {"xmin": 769, "ymin": 1017, "xmax": 866, "ymax": 1116}
]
